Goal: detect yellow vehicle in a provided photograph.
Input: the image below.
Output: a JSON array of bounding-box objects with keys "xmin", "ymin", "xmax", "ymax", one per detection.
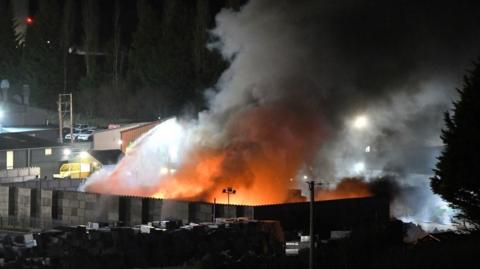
[{"xmin": 53, "ymin": 163, "xmax": 92, "ymax": 179}]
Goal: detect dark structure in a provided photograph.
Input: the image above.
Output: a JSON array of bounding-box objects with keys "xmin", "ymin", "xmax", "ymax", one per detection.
[
  {"xmin": 0, "ymin": 183, "xmax": 390, "ymax": 237},
  {"xmin": 254, "ymin": 197, "xmax": 390, "ymax": 237}
]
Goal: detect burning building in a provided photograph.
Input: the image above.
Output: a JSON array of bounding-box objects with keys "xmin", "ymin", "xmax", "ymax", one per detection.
[{"xmin": 81, "ymin": 0, "xmax": 469, "ymax": 230}]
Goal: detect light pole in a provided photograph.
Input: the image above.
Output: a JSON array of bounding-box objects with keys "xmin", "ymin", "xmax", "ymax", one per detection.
[
  {"xmin": 222, "ymin": 187, "xmax": 236, "ymax": 218},
  {"xmin": 306, "ymin": 180, "xmax": 321, "ymax": 269}
]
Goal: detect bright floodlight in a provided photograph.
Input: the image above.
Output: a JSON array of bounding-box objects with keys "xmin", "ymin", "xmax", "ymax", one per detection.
[
  {"xmin": 353, "ymin": 162, "xmax": 365, "ymax": 173},
  {"xmin": 63, "ymin": 148, "xmax": 71, "ymax": 156},
  {"xmin": 353, "ymin": 115, "xmax": 368, "ymax": 129}
]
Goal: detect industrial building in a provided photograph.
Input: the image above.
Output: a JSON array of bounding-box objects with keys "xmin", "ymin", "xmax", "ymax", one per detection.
[
  {"xmin": 93, "ymin": 121, "xmax": 161, "ymax": 153},
  {"xmin": 0, "ymin": 133, "xmax": 72, "ymax": 180}
]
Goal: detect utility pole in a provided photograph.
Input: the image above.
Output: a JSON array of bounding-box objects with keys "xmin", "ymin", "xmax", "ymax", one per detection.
[
  {"xmin": 307, "ymin": 180, "xmax": 320, "ymax": 269},
  {"xmin": 222, "ymin": 187, "xmax": 236, "ymax": 218},
  {"xmin": 58, "ymin": 93, "xmax": 73, "ymax": 144},
  {"xmin": 212, "ymin": 198, "xmax": 216, "ymax": 222}
]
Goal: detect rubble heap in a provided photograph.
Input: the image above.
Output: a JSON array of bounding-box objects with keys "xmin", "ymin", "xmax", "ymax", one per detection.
[{"xmin": 0, "ymin": 219, "xmax": 290, "ymax": 269}]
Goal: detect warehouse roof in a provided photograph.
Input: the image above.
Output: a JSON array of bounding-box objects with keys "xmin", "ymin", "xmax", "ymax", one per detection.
[{"xmin": 0, "ymin": 132, "xmax": 62, "ymax": 150}]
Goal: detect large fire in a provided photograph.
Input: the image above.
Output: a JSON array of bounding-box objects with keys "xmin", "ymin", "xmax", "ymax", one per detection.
[{"xmin": 84, "ymin": 100, "xmax": 372, "ymax": 205}]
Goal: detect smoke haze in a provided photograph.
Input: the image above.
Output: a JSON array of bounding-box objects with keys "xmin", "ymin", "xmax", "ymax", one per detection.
[{"xmin": 84, "ymin": 0, "xmax": 480, "ymax": 228}]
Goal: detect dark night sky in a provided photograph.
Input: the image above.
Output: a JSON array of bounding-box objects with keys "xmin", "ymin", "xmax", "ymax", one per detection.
[{"xmin": 21, "ymin": 0, "xmax": 480, "ymax": 82}]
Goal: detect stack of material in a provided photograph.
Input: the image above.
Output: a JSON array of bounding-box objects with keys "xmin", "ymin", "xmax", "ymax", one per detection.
[{"xmin": 0, "ymin": 219, "xmax": 287, "ymax": 268}]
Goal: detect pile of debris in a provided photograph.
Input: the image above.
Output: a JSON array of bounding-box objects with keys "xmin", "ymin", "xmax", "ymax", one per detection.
[{"xmin": 0, "ymin": 219, "xmax": 287, "ymax": 268}]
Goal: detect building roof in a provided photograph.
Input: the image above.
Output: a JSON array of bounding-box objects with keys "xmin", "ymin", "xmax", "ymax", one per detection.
[
  {"xmin": 88, "ymin": 150, "xmax": 123, "ymax": 165},
  {"xmin": 120, "ymin": 120, "xmax": 163, "ymax": 134},
  {"xmin": 0, "ymin": 132, "xmax": 63, "ymax": 150},
  {"xmin": 93, "ymin": 122, "xmax": 150, "ymax": 134}
]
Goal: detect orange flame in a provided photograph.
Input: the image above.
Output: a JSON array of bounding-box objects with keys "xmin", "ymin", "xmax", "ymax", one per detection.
[
  {"xmin": 315, "ymin": 178, "xmax": 372, "ymax": 201},
  {"xmin": 85, "ymin": 99, "xmax": 371, "ymax": 205}
]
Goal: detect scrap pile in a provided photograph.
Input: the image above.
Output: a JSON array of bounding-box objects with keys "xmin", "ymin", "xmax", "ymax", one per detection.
[{"xmin": 0, "ymin": 219, "xmax": 288, "ymax": 269}]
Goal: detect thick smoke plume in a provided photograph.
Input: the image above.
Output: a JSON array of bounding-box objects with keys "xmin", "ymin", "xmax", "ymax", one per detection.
[{"xmin": 84, "ymin": 0, "xmax": 480, "ymax": 226}]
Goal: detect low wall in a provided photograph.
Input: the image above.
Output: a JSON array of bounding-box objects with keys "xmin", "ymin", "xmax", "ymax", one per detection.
[
  {"xmin": 0, "ymin": 185, "xmax": 254, "ymax": 229},
  {"xmin": 5, "ymin": 179, "xmax": 84, "ymax": 191},
  {"xmin": 0, "ymin": 185, "xmax": 388, "ymax": 233},
  {"xmin": 0, "ymin": 167, "xmax": 41, "ymax": 184}
]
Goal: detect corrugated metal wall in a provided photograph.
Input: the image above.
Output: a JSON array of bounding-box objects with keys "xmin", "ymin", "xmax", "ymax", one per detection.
[{"xmin": 120, "ymin": 121, "xmax": 160, "ymax": 153}]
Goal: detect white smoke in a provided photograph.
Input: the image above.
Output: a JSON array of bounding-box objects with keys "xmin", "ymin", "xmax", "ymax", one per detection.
[
  {"xmin": 83, "ymin": 0, "xmax": 479, "ymax": 230},
  {"xmin": 206, "ymin": 1, "xmax": 465, "ymax": 229}
]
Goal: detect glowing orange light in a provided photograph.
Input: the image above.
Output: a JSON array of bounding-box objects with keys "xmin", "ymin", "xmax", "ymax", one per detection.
[{"xmin": 84, "ymin": 101, "xmax": 371, "ymax": 206}]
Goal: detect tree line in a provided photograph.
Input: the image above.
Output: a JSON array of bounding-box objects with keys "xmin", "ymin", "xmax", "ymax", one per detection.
[{"xmin": 0, "ymin": 0, "xmax": 243, "ymax": 121}]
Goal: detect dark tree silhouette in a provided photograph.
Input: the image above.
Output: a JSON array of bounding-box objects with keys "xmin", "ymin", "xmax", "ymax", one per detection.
[
  {"xmin": 0, "ymin": 0, "xmax": 20, "ymax": 84},
  {"xmin": 22, "ymin": 0, "xmax": 63, "ymax": 109},
  {"xmin": 431, "ymin": 60, "xmax": 480, "ymax": 229}
]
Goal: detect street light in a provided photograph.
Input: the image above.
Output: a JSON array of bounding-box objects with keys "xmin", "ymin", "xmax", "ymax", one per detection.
[
  {"xmin": 353, "ymin": 115, "xmax": 368, "ymax": 129},
  {"xmin": 222, "ymin": 187, "xmax": 236, "ymax": 218}
]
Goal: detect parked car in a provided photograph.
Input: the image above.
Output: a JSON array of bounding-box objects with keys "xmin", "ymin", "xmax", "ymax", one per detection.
[
  {"xmin": 76, "ymin": 129, "xmax": 94, "ymax": 141},
  {"xmin": 74, "ymin": 124, "xmax": 89, "ymax": 130},
  {"xmin": 64, "ymin": 132, "xmax": 78, "ymax": 141}
]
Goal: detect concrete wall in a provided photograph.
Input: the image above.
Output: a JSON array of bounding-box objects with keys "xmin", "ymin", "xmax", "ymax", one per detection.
[
  {"xmin": 0, "ymin": 185, "xmax": 391, "ymax": 234},
  {"xmin": 40, "ymin": 189, "xmax": 53, "ymax": 220},
  {"xmin": 0, "ymin": 167, "xmax": 40, "ymax": 183},
  {"xmin": 161, "ymin": 200, "xmax": 190, "ymax": 224},
  {"xmin": 16, "ymin": 187, "xmax": 31, "ymax": 218},
  {"xmin": 53, "ymin": 191, "xmax": 120, "ymax": 225},
  {"xmin": 93, "ymin": 194, "xmax": 120, "ymax": 223},
  {"xmin": 56, "ymin": 191, "xmax": 85, "ymax": 225},
  {"xmin": 6, "ymin": 178, "xmax": 84, "ymax": 191},
  {"xmin": 146, "ymin": 199, "xmax": 162, "ymax": 221},
  {"xmin": 0, "ymin": 186, "xmax": 9, "ymax": 217},
  {"xmin": 119, "ymin": 197, "xmax": 142, "ymax": 226},
  {"xmin": 189, "ymin": 202, "xmax": 213, "ymax": 223}
]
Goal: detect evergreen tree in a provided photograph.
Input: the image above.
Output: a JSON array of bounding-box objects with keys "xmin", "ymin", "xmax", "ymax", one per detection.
[
  {"xmin": 129, "ymin": 0, "xmax": 227, "ymax": 118},
  {"xmin": 0, "ymin": 0, "xmax": 20, "ymax": 84},
  {"xmin": 22, "ymin": 0, "xmax": 63, "ymax": 109},
  {"xmin": 127, "ymin": 0, "xmax": 170, "ymax": 117},
  {"xmin": 156, "ymin": 0, "xmax": 196, "ymax": 114},
  {"xmin": 431, "ymin": 60, "xmax": 480, "ymax": 229},
  {"xmin": 192, "ymin": 0, "xmax": 227, "ymax": 110},
  {"xmin": 62, "ymin": 0, "xmax": 76, "ymax": 92},
  {"xmin": 77, "ymin": 0, "xmax": 101, "ymax": 119}
]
